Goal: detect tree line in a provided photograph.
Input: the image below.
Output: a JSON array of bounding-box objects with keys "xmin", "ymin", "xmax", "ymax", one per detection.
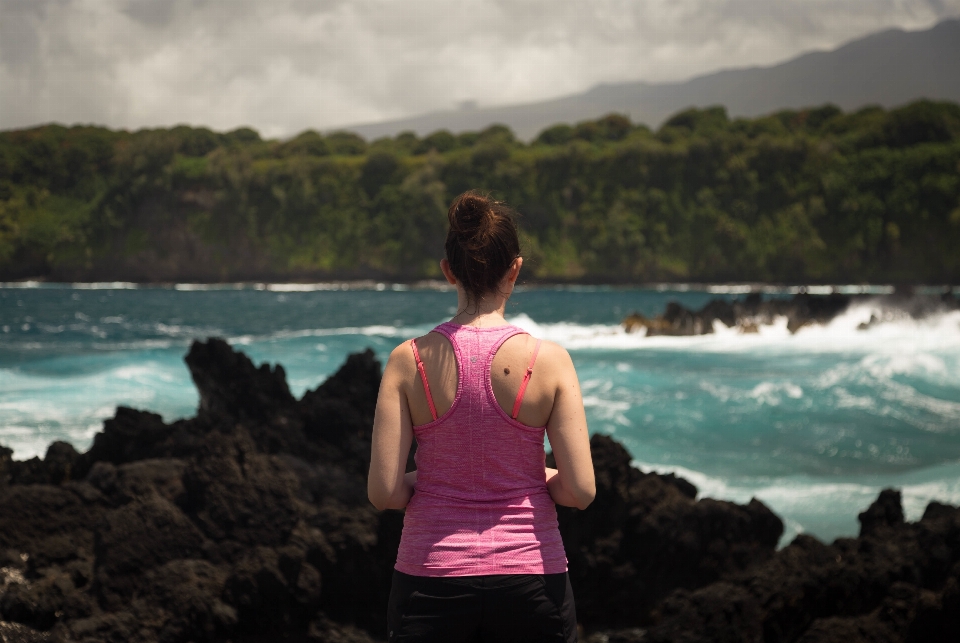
[{"xmin": 1, "ymin": 100, "xmax": 959, "ymax": 283}]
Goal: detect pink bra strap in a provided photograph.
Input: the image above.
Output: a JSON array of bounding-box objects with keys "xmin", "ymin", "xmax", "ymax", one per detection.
[
  {"xmin": 511, "ymin": 339, "xmax": 542, "ymax": 420},
  {"xmin": 411, "ymin": 339, "xmax": 438, "ymax": 421}
]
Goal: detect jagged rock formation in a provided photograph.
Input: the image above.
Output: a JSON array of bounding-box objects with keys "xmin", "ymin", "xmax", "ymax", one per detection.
[
  {"xmin": 623, "ymin": 293, "xmax": 854, "ymax": 335},
  {"xmin": 623, "ymin": 291, "xmax": 960, "ymax": 336},
  {"xmin": 0, "ymin": 339, "xmax": 957, "ymax": 641},
  {"xmin": 587, "ymin": 489, "xmax": 960, "ymax": 642},
  {"xmin": 0, "ymin": 339, "xmax": 387, "ymax": 642},
  {"xmin": 548, "ymin": 436, "xmax": 783, "ymax": 625}
]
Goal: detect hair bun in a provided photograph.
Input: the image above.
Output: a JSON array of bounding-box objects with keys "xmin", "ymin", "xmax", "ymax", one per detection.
[
  {"xmin": 445, "ymin": 191, "xmax": 521, "ymax": 300},
  {"xmin": 450, "ymin": 194, "xmax": 494, "ymax": 244}
]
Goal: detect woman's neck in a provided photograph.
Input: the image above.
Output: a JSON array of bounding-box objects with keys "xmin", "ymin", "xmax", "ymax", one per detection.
[{"xmin": 451, "ymin": 289, "xmax": 510, "ymax": 327}]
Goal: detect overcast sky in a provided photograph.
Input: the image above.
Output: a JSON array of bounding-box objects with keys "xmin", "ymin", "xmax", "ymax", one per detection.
[{"xmin": 2, "ymin": 0, "xmax": 958, "ymax": 138}]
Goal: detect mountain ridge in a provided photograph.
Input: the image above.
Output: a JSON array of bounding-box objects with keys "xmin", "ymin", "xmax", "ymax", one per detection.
[{"xmin": 344, "ymin": 18, "xmax": 960, "ymax": 140}]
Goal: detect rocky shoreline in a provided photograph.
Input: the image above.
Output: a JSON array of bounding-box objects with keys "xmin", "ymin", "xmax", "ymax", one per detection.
[
  {"xmin": 622, "ymin": 291, "xmax": 960, "ymax": 336},
  {"xmin": 1, "ymin": 340, "xmax": 958, "ymax": 642}
]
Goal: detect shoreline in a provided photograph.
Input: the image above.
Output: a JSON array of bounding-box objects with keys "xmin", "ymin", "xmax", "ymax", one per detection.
[
  {"xmin": 1, "ymin": 341, "xmax": 959, "ymax": 641},
  {"xmin": 2, "ymin": 279, "xmax": 957, "ymax": 296},
  {"xmin": 7, "ymin": 290, "xmax": 960, "ymax": 560}
]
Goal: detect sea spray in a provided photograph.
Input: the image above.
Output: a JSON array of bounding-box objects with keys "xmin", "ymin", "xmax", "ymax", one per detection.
[{"xmin": 2, "ymin": 285, "xmax": 959, "ymax": 544}]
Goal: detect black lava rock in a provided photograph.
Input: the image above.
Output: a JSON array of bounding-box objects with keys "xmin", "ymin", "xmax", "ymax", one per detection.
[{"xmin": 0, "ymin": 338, "xmax": 956, "ymax": 642}]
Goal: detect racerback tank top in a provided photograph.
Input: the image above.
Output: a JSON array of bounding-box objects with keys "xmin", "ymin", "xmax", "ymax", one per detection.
[{"xmin": 395, "ymin": 322, "xmax": 568, "ymax": 577}]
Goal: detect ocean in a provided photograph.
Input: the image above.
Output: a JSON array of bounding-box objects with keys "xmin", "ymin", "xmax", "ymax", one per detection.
[{"xmin": 2, "ymin": 282, "xmax": 959, "ymax": 546}]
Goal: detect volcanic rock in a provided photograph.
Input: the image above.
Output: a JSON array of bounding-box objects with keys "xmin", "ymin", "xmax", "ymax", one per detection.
[
  {"xmin": 0, "ymin": 338, "xmax": 955, "ymax": 642},
  {"xmin": 589, "ymin": 492, "xmax": 960, "ymax": 643},
  {"xmin": 623, "ymin": 292, "xmax": 853, "ymax": 336},
  {"xmin": 551, "ymin": 435, "xmax": 783, "ymax": 625}
]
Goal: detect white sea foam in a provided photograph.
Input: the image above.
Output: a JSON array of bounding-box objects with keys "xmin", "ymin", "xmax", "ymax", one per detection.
[
  {"xmin": 698, "ymin": 380, "xmax": 805, "ymax": 406},
  {"xmin": 2, "ymin": 322, "xmax": 423, "ymax": 355},
  {"xmin": 0, "ymin": 280, "xmax": 406, "ymax": 292},
  {"xmin": 582, "ymin": 396, "xmax": 632, "ymax": 426},
  {"xmin": 70, "ymin": 282, "xmax": 140, "ymax": 290},
  {"xmin": 506, "ymin": 305, "xmax": 960, "ymax": 356},
  {"xmin": 673, "ymin": 284, "xmax": 897, "ymax": 295},
  {"xmin": 262, "ymin": 283, "xmax": 357, "ymax": 292},
  {"xmin": 0, "ymin": 360, "xmax": 197, "ymax": 459},
  {"xmin": 832, "ymin": 387, "xmax": 876, "ymax": 410},
  {"xmin": 227, "ymin": 323, "xmax": 424, "ymax": 346},
  {"xmin": 632, "ymin": 459, "xmax": 960, "ymax": 546},
  {"xmin": 508, "ymin": 313, "xmax": 634, "ymax": 349},
  {"xmin": 749, "ymin": 382, "xmax": 804, "ymax": 405},
  {"xmin": 1, "ymin": 282, "xmax": 950, "ymax": 296},
  {"xmin": 3, "ymin": 290, "xmax": 957, "ymax": 547},
  {"xmin": 173, "ymin": 283, "xmax": 248, "ymax": 291},
  {"xmin": 0, "ymin": 281, "xmax": 44, "ymax": 288}
]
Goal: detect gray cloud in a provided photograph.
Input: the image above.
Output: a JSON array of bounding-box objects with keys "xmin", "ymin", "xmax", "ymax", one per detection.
[
  {"xmin": 123, "ymin": 0, "xmax": 177, "ymax": 27},
  {"xmin": 2, "ymin": 0, "xmax": 958, "ymax": 137}
]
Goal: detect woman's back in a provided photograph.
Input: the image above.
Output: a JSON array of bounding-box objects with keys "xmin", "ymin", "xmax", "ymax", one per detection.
[
  {"xmin": 404, "ymin": 323, "xmax": 557, "ymax": 429},
  {"xmin": 411, "ymin": 323, "xmax": 547, "ymax": 500},
  {"xmin": 368, "ymin": 189, "xmax": 593, "ymax": 642},
  {"xmin": 396, "ymin": 322, "xmax": 568, "ymax": 576}
]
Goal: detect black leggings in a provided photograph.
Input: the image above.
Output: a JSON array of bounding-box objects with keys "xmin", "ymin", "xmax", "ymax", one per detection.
[{"xmin": 387, "ymin": 570, "xmax": 577, "ymax": 643}]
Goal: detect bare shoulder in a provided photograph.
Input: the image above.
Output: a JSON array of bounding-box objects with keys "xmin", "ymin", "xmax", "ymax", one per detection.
[
  {"xmin": 383, "ymin": 340, "xmax": 415, "ymax": 380},
  {"xmin": 524, "ymin": 339, "xmax": 576, "ymax": 391},
  {"xmin": 410, "ymin": 330, "xmax": 450, "ymax": 352},
  {"xmin": 535, "ymin": 339, "xmax": 575, "ymax": 371},
  {"xmin": 384, "ymin": 335, "xmax": 447, "ymax": 378},
  {"xmin": 387, "ymin": 339, "xmax": 414, "ymax": 363}
]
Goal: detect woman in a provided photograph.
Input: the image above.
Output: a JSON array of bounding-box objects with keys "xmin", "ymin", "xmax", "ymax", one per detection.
[{"xmin": 368, "ymin": 191, "xmax": 596, "ymax": 643}]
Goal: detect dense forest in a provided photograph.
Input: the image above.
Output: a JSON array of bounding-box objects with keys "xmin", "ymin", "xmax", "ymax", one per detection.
[{"xmin": 1, "ymin": 100, "xmax": 959, "ymax": 283}]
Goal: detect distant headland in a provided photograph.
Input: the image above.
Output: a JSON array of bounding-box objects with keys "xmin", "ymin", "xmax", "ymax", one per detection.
[{"xmin": 2, "ymin": 100, "xmax": 959, "ymax": 285}]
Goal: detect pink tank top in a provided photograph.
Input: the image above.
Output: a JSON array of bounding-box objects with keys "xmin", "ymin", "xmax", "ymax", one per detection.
[{"xmin": 395, "ymin": 322, "xmax": 567, "ymax": 577}]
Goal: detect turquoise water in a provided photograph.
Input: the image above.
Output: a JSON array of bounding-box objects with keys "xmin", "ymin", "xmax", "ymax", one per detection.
[{"xmin": 2, "ymin": 282, "xmax": 960, "ymax": 545}]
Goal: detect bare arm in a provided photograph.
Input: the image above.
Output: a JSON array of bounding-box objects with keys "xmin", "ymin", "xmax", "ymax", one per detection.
[
  {"xmin": 545, "ymin": 467, "xmax": 587, "ymax": 508},
  {"xmin": 368, "ymin": 343, "xmax": 417, "ymax": 511},
  {"xmin": 544, "ymin": 347, "xmax": 595, "ymax": 510}
]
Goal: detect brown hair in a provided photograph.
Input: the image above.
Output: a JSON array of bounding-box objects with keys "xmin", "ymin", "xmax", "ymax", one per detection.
[{"xmin": 444, "ymin": 191, "xmax": 521, "ymax": 302}]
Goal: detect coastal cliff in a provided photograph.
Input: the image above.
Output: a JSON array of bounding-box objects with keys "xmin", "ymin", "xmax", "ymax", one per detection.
[
  {"xmin": 0, "ymin": 341, "xmax": 957, "ymax": 642},
  {"xmin": 4, "ymin": 101, "xmax": 960, "ymax": 285}
]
